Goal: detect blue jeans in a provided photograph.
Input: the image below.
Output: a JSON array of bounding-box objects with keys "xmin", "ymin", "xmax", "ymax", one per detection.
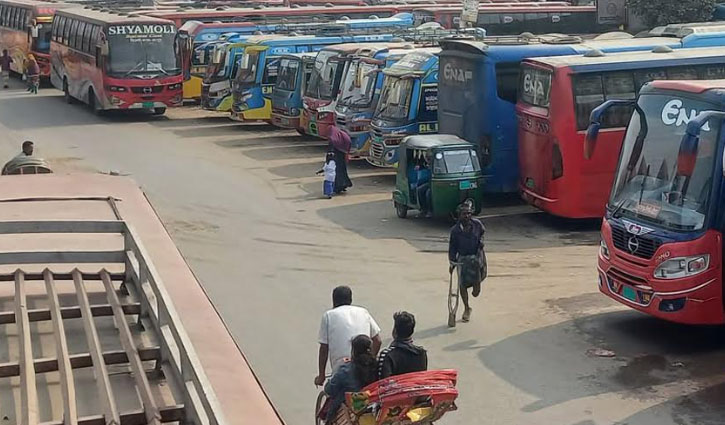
[{"xmin": 323, "ymin": 180, "xmax": 334, "ymax": 197}]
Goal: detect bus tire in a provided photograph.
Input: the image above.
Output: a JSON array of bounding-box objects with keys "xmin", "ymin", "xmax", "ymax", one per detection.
[
  {"xmin": 63, "ymin": 79, "xmax": 74, "ymax": 104},
  {"xmin": 88, "ymin": 89, "xmax": 103, "ymax": 116},
  {"xmin": 152, "ymin": 107, "xmax": 166, "ymax": 116}
]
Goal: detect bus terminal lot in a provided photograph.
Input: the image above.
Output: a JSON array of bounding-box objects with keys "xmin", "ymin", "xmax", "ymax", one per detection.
[{"xmin": 2, "ymin": 83, "xmax": 725, "ymax": 425}]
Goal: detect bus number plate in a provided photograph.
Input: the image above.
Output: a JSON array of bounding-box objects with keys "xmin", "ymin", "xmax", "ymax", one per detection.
[
  {"xmin": 622, "ymin": 285, "xmax": 637, "ymax": 302},
  {"xmin": 142, "ymin": 102, "xmax": 154, "ymax": 108}
]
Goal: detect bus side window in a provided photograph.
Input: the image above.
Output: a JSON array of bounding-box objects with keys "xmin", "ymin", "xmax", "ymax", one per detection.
[
  {"xmin": 634, "ymin": 68, "xmax": 666, "ymax": 93},
  {"xmin": 700, "ymin": 64, "xmax": 725, "ymax": 79},
  {"xmin": 667, "ymin": 66, "xmax": 698, "ymax": 80},
  {"xmin": 63, "ymin": 18, "xmax": 72, "ymax": 45},
  {"xmin": 68, "ymin": 20, "xmax": 79, "ymax": 50},
  {"xmin": 0, "ymin": 5, "xmax": 5, "ymax": 27},
  {"xmin": 573, "ymin": 73, "xmax": 604, "ymax": 131},
  {"xmin": 495, "ymin": 62, "xmax": 521, "ymax": 104},
  {"xmin": 82, "ymin": 22, "xmax": 92, "ymax": 53},
  {"xmin": 76, "ymin": 22, "xmax": 86, "ymax": 51},
  {"xmin": 602, "ymin": 71, "xmax": 635, "ymax": 128}
]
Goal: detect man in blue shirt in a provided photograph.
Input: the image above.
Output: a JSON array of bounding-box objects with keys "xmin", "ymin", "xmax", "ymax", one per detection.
[{"xmin": 448, "ymin": 201, "xmax": 486, "ymax": 322}]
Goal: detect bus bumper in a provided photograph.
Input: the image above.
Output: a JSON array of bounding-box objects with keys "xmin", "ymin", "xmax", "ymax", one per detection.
[
  {"xmin": 271, "ymin": 113, "xmax": 300, "ymax": 129},
  {"xmin": 183, "ymin": 76, "xmax": 202, "ymax": 102},
  {"xmin": 598, "ymin": 224, "xmax": 725, "ymax": 325}
]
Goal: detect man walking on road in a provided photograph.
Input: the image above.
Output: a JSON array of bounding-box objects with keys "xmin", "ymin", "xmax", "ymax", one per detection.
[
  {"xmin": 377, "ymin": 311, "xmax": 427, "ymax": 379},
  {"xmin": 448, "ymin": 201, "xmax": 486, "ymax": 322},
  {"xmin": 315, "ymin": 286, "xmax": 382, "ymax": 386}
]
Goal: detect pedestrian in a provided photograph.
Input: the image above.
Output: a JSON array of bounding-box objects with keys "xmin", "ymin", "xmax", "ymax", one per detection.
[
  {"xmin": 1, "ymin": 49, "xmax": 11, "ymax": 89},
  {"xmin": 448, "ymin": 200, "xmax": 487, "ymax": 322},
  {"xmin": 327, "ymin": 126, "xmax": 352, "ymax": 194},
  {"xmin": 377, "ymin": 311, "xmax": 427, "ymax": 379},
  {"xmin": 315, "ymin": 285, "xmax": 382, "ymax": 386},
  {"xmin": 323, "ymin": 335, "xmax": 377, "ymax": 423},
  {"xmin": 316, "ymin": 151, "xmax": 336, "ymax": 199},
  {"xmin": 25, "ymin": 55, "xmax": 39, "ymax": 94}
]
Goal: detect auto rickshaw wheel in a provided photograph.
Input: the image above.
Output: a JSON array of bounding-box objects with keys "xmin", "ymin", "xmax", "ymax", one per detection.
[{"xmin": 395, "ymin": 202, "xmax": 408, "ymax": 219}]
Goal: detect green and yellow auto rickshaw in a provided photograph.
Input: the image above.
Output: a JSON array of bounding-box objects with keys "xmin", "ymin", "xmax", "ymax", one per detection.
[{"xmin": 393, "ymin": 135, "xmax": 483, "ymax": 219}]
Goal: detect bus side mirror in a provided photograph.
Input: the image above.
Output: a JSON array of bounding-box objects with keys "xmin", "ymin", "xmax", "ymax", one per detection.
[
  {"xmin": 100, "ymin": 40, "xmax": 109, "ymax": 56},
  {"xmin": 584, "ymin": 99, "xmax": 636, "ymax": 159},
  {"xmin": 677, "ymin": 111, "xmax": 725, "ymax": 177}
]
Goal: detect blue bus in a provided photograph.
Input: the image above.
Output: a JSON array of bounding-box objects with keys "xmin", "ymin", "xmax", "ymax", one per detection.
[
  {"xmin": 231, "ymin": 33, "xmax": 396, "ymax": 122},
  {"xmin": 270, "ymin": 52, "xmax": 318, "ymax": 132},
  {"xmin": 368, "ymin": 48, "xmax": 440, "ymax": 167},
  {"xmin": 438, "ymin": 28, "xmax": 725, "ymax": 193}
]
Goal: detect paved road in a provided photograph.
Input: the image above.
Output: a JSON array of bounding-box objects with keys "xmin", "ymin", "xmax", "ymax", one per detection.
[{"xmin": 1, "ymin": 81, "xmax": 724, "ymax": 425}]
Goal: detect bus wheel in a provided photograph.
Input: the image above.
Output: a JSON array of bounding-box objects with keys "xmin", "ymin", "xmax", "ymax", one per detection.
[
  {"xmin": 63, "ymin": 79, "xmax": 74, "ymax": 104},
  {"xmin": 152, "ymin": 107, "xmax": 166, "ymax": 116},
  {"xmin": 88, "ymin": 89, "xmax": 103, "ymax": 116}
]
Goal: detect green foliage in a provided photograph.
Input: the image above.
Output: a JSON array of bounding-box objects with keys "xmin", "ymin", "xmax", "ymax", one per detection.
[{"xmin": 628, "ymin": 0, "xmax": 716, "ymax": 28}]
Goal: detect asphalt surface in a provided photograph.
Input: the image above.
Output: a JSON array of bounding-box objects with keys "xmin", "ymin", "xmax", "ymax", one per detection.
[{"xmin": 1, "ymin": 80, "xmax": 725, "ymax": 425}]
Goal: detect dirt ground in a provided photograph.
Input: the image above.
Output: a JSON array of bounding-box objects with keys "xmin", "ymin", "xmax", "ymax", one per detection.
[{"xmin": 1, "ymin": 80, "xmax": 724, "ymax": 425}]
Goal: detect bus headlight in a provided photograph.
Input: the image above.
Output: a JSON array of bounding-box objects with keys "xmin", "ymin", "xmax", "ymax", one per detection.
[
  {"xmin": 240, "ymin": 93, "xmax": 253, "ymax": 102},
  {"xmin": 599, "ymin": 240, "xmax": 610, "ymax": 259},
  {"xmin": 107, "ymin": 86, "xmax": 127, "ymax": 92},
  {"xmin": 318, "ymin": 112, "xmax": 332, "ymax": 121},
  {"xmin": 167, "ymin": 83, "xmax": 182, "ymax": 90},
  {"xmin": 654, "ymin": 255, "xmax": 709, "ymax": 279},
  {"xmin": 290, "ymin": 108, "xmax": 300, "ymax": 116}
]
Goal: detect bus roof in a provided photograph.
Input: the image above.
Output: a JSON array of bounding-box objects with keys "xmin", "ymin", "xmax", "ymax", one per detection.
[
  {"xmin": 416, "ymin": 4, "xmax": 595, "ymax": 12},
  {"xmin": 57, "ymin": 8, "xmax": 177, "ymax": 25},
  {"xmin": 525, "ymin": 46, "xmax": 725, "ymax": 71},
  {"xmin": 0, "ymin": 0, "xmax": 74, "ymax": 13},
  {"xmin": 144, "ymin": 5, "xmax": 404, "ymax": 20},
  {"xmin": 648, "ymin": 79, "xmax": 725, "ymax": 94},
  {"xmin": 384, "ymin": 47, "xmax": 439, "ymax": 76}
]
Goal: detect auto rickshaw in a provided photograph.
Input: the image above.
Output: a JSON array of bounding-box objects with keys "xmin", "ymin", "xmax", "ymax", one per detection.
[
  {"xmin": 393, "ymin": 135, "xmax": 483, "ymax": 219},
  {"xmin": 1, "ymin": 157, "xmax": 52, "ymax": 175}
]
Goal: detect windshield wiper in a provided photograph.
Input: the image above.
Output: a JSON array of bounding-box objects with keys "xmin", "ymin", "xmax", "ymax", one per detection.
[
  {"xmin": 610, "ymin": 197, "xmax": 628, "ymax": 219},
  {"xmin": 123, "ymin": 61, "xmax": 148, "ymax": 78}
]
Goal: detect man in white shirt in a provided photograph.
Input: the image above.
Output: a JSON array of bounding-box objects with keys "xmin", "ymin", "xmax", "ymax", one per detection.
[{"xmin": 314, "ymin": 286, "xmax": 381, "ymax": 386}]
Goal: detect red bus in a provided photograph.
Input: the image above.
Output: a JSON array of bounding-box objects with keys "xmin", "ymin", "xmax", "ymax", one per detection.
[
  {"xmin": 412, "ymin": 4, "xmax": 621, "ymax": 32},
  {"xmin": 143, "ymin": 5, "xmax": 411, "ymax": 27},
  {"xmin": 516, "ymin": 46, "xmax": 725, "ymax": 218},
  {"xmin": 0, "ymin": 0, "xmax": 73, "ymax": 77},
  {"xmin": 50, "ymin": 8, "xmax": 182, "ymax": 115}
]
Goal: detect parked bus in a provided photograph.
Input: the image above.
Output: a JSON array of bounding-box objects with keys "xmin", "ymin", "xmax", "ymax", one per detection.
[
  {"xmin": 231, "ymin": 34, "xmax": 393, "ymax": 122},
  {"xmin": 270, "ymin": 51, "xmax": 316, "ymax": 131},
  {"xmin": 368, "ymin": 48, "xmax": 440, "ymax": 167},
  {"xmin": 334, "ymin": 43, "xmax": 417, "ymax": 157},
  {"xmin": 517, "ymin": 47, "xmax": 725, "ymax": 219},
  {"xmin": 438, "ymin": 29, "xmax": 725, "ymax": 193},
  {"xmin": 587, "ymin": 79, "xmax": 725, "ymax": 324},
  {"xmin": 412, "ymin": 4, "xmax": 620, "ymax": 33},
  {"xmin": 143, "ymin": 5, "xmax": 412, "ymax": 28},
  {"xmin": 203, "ymin": 13, "xmax": 414, "ymax": 112},
  {"xmin": 0, "ymin": 0, "xmax": 73, "ymax": 77},
  {"xmin": 50, "ymin": 9, "xmax": 182, "ymax": 115},
  {"xmin": 179, "ymin": 20, "xmax": 263, "ymax": 100}
]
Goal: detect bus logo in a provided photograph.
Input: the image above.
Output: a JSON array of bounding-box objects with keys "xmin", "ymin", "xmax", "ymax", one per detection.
[
  {"xmin": 622, "ymin": 219, "xmax": 653, "ymax": 235},
  {"xmin": 627, "ymin": 236, "xmax": 640, "ymax": 254},
  {"xmin": 661, "ymin": 99, "xmax": 711, "ymax": 131},
  {"xmin": 442, "ymin": 63, "xmax": 472, "ymax": 83}
]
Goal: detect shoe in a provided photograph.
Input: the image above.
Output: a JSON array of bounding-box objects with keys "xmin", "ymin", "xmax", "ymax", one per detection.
[
  {"xmin": 3, "ymin": 85, "xmax": 7, "ymax": 89},
  {"xmin": 327, "ymin": 195, "xmax": 332, "ymax": 199},
  {"xmin": 462, "ymin": 308, "xmax": 471, "ymax": 322}
]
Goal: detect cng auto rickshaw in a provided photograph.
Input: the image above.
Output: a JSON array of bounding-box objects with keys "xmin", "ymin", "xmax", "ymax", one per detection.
[{"xmin": 393, "ymin": 135, "xmax": 483, "ymax": 219}]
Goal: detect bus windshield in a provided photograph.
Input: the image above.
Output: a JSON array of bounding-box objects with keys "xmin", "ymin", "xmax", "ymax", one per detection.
[
  {"xmin": 609, "ymin": 94, "xmax": 720, "ymax": 231},
  {"xmin": 35, "ymin": 23, "xmax": 53, "ymax": 53},
  {"xmin": 275, "ymin": 57, "xmax": 299, "ymax": 91},
  {"xmin": 204, "ymin": 46, "xmax": 227, "ymax": 80},
  {"xmin": 375, "ymin": 76, "xmax": 413, "ymax": 120},
  {"xmin": 236, "ymin": 49, "xmax": 261, "ymax": 84},
  {"xmin": 107, "ymin": 25, "xmax": 179, "ymax": 77},
  {"xmin": 305, "ymin": 51, "xmax": 340, "ymax": 100},
  {"xmin": 339, "ymin": 60, "xmax": 378, "ymax": 107}
]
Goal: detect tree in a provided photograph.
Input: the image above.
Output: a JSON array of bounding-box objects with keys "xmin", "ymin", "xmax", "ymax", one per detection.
[{"xmin": 628, "ymin": 0, "xmax": 716, "ymax": 28}]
